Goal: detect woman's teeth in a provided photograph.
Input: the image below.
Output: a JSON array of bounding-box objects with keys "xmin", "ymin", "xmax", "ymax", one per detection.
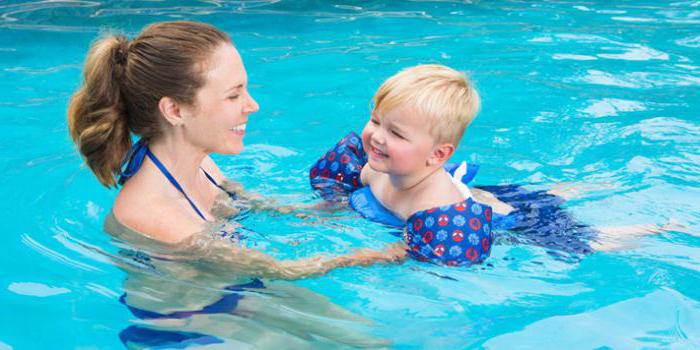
[{"xmin": 231, "ymin": 124, "xmax": 246, "ymax": 132}]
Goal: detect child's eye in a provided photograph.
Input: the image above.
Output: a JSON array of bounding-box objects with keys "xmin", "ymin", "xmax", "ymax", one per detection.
[
  {"xmin": 370, "ymin": 119, "xmax": 379, "ymax": 125},
  {"xmin": 391, "ymin": 130, "xmax": 404, "ymax": 139}
]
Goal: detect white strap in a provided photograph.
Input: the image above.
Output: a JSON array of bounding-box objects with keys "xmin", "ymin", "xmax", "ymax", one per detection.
[{"xmin": 449, "ymin": 161, "xmax": 473, "ymax": 200}]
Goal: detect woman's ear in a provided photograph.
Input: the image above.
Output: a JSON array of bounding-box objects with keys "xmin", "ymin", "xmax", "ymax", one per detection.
[
  {"xmin": 158, "ymin": 96, "xmax": 185, "ymax": 127},
  {"xmin": 428, "ymin": 143, "xmax": 456, "ymax": 166}
]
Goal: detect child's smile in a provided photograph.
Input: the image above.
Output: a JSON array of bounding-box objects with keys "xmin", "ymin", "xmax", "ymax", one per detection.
[{"xmin": 368, "ymin": 143, "xmax": 388, "ymax": 160}]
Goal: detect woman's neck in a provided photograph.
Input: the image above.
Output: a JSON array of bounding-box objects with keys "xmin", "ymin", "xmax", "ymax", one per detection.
[{"xmin": 148, "ymin": 135, "xmax": 207, "ymax": 190}]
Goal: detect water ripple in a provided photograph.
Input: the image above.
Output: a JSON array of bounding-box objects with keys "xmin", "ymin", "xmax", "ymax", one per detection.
[
  {"xmin": 484, "ymin": 288, "xmax": 700, "ymax": 349},
  {"xmin": 574, "ymin": 70, "xmax": 700, "ymax": 88},
  {"xmin": 676, "ymin": 35, "xmax": 700, "ymax": 48},
  {"xmin": 4, "ymin": 64, "xmax": 80, "ymax": 75},
  {"xmin": 623, "ymin": 117, "xmax": 700, "ymax": 144},
  {"xmin": 0, "ymin": 1, "xmax": 99, "ymax": 22},
  {"xmin": 7, "ymin": 281, "xmax": 70, "ymax": 297},
  {"xmin": 20, "ymin": 233, "xmax": 100, "ymax": 272},
  {"xmin": 597, "ymin": 46, "xmax": 669, "ymax": 61},
  {"xmin": 552, "ymin": 54, "xmax": 597, "ymax": 61},
  {"xmin": 580, "ymin": 98, "xmax": 647, "ymax": 118}
]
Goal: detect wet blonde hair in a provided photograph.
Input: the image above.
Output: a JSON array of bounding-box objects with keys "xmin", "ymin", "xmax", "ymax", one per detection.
[
  {"xmin": 68, "ymin": 21, "xmax": 231, "ymax": 188},
  {"xmin": 372, "ymin": 64, "xmax": 481, "ymax": 145}
]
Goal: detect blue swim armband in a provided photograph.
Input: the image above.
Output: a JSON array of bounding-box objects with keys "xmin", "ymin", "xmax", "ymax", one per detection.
[
  {"xmin": 310, "ymin": 131, "xmax": 494, "ymax": 266},
  {"xmin": 309, "ymin": 131, "xmax": 367, "ymax": 200},
  {"xmin": 404, "ymin": 199, "xmax": 493, "ymax": 266}
]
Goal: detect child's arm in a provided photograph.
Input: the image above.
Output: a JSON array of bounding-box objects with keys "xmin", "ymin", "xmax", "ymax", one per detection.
[
  {"xmin": 360, "ymin": 162, "xmax": 379, "ymax": 187},
  {"xmin": 471, "ymin": 188, "xmax": 514, "ymax": 215}
]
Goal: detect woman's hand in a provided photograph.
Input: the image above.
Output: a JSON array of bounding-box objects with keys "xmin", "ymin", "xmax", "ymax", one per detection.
[
  {"xmin": 270, "ymin": 242, "xmax": 408, "ymax": 279},
  {"xmin": 323, "ymin": 241, "xmax": 407, "ymax": 271}
]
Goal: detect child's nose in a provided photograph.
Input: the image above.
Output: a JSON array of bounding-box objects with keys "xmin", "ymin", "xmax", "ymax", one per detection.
[{"xmin": 371, "ymin": 129, "xmax": 386, "ymax": 144}]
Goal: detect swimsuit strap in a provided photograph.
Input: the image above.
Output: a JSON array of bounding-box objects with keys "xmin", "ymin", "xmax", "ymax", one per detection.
[
  {"xmin": 145, "ymin": 149, "xmax": 208, "ymax": 221},
  {"xmin": 119, "ymin": 139, "xmax": 237, "ymax": 220},
  {"xmin": 200, "ymin": 168, "xmax": 237, "ymax": 200},
  {"xmin": 118, "ymin": 139, "xmax": 149, "ymax": 186}
]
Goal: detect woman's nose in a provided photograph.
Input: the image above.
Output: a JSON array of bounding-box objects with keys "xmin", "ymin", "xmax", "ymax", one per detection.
[{"xmin": 245, "ymin": 94, "xmax": 259, "ymax": 114}]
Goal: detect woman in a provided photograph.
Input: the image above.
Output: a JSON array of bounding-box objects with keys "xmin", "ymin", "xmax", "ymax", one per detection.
[
  {"xmin": 68, "ymin": 21, "xmax": 402, "ymax": 348},
  {"xmin": 68, "ymin": 21, "xmax": 403, "ymax": 276}
]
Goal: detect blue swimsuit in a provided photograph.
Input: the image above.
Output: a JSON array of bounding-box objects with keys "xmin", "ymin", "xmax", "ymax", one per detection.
[
  {"xmin": 116, "ymin": 139, "xmax": 262, "ymax": 348},
  {"xmin": 118, "ymin": 279, "xmax": 265, "ymax": 348},
  {"xmin": 310, "ymin": 132, "xmax": 597, "ymax": 261},
  {"xmin": 472, "ymin": 185, "xmax": 596, "ymax": 256}
]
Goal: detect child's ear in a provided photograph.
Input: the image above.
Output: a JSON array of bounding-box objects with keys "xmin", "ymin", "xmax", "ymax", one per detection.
[
  {"xmin": 428, "ymin": 143, "xmax": 455, "ymax": 166},
  {"xmin": 158, "ymin": 96, "xmax": 185, "ymax": 127}
]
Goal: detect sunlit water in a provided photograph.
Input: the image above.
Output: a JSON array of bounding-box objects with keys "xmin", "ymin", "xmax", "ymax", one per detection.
[{"xmin": 1, "ymin": 0, "xmax": 699, "ymax": 348}]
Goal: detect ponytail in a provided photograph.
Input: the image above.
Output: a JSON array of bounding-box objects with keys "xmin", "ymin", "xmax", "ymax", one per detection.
[
  {"xmin": 68, "ymin": 21, "xmax": 231, "ymax": 188},
  {"xmin": 68, "ymin": 35, "xmax": 132, "ymax": 188}
]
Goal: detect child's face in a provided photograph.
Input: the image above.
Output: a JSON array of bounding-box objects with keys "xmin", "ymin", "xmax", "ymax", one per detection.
[{"xmin": 361, "ymin": 104, "xmax": 438, "ymax": 176}]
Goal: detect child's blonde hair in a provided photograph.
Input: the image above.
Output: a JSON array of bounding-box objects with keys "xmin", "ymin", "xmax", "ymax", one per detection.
[{"xmin": 372, "ymin": 64, "xmax": 480, "ymax": 145}]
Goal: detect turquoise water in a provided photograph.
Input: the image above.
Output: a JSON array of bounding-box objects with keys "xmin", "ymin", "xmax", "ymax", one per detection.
[{"xmin": 1, "ymin": 0, "xmax": 700, "ymax": 348}]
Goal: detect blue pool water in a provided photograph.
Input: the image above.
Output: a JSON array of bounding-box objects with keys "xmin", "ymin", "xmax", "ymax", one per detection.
[{"xmin": 1, "ymin": 1, "xmax": 699, "ymax": 348}]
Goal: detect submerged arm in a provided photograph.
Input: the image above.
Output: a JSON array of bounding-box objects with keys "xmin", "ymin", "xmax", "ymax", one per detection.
[
  {"xmin": 218, "ymin": 179, "xmax": 338, "ymax": 219},
  {"xmin": 243, "ymin": 243, "xmax": 406, "ymax": 280},
  {"xmin": 187, "ymin": 235, "xmax": 407, "ymax": 280}
]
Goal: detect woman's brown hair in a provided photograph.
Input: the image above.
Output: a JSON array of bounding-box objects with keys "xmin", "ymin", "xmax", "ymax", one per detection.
[{"xmin": 67, "ymin": 21, "xmax": 230, "ymax": 187}]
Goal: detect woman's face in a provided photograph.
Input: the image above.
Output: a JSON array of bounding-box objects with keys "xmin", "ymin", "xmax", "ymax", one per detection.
[{"xmin": 181, "ymin": 43, "xmax": 259, "ymax": 154}]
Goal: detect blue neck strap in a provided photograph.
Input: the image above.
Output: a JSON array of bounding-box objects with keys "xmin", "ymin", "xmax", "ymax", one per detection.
[
  {"xmin": 144, "ymin": 148, "xmax": 208, "ymax": 221},
  {"xmin": 118, "ymin": 139, "xmax": 149, "ymax": 186},
  {"xmin": 118, "ymin": 139, "xmax": 235, "ymax": 221}
]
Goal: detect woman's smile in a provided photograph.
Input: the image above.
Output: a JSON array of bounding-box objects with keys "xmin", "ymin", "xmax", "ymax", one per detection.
[{"xmin": 231, "ymin": 122, "xmax": 246, "ymax": 136}]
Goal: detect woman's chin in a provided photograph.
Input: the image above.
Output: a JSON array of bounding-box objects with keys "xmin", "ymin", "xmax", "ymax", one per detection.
[{"xmin": 212, "ymin": 142, "xmax": 243, "ymax": 155}]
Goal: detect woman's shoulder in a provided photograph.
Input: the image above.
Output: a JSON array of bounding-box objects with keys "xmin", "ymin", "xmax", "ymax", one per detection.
[{"xmin": 113, "ymin": 181, "xmax": 201, "ymax": 244}]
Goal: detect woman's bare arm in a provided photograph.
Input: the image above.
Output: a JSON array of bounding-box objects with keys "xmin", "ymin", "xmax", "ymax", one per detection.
[{"xmin": 186, "ymin": 234, "xmax": 407, "ymax": 280}]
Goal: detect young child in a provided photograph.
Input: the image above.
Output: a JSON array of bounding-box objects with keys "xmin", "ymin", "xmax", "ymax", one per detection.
[
  {"xmin": 311, "ymin": 65, "xmax": 495, "ymax": 266},
  {"xmin": 310, "ymin": 64, "xmax": 679, "ymax": 265}
]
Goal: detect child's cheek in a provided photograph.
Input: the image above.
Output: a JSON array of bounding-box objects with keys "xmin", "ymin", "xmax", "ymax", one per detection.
[{"xmin": 360, "ymin": 127, "xmax": 371, "ymax": 149}]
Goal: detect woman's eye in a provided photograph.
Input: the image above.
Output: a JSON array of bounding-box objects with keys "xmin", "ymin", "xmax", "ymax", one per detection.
[
  {"xmin": 370, "ymin": 119, "xmax": 379, "ymax": 125},
  {"xmin": 228, "ymin": 95, "xmax": 240, "ymax": 100}
]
